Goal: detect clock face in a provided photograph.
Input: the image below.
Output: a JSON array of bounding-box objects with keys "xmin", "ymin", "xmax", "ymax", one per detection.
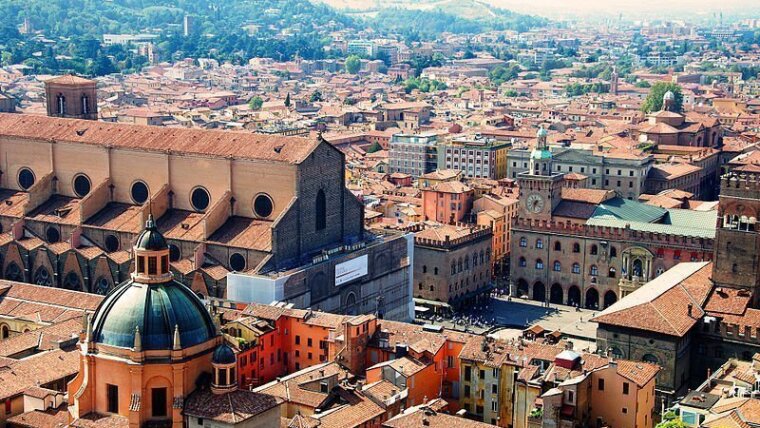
[{"xmin": 526, "ymin": 193, "xmax": 545, "ymax": 213}]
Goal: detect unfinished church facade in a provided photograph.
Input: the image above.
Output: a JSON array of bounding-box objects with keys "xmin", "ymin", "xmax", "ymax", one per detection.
[{"xmin": 0, "ymin": 113, "xmax": 413, "ymax": 321}]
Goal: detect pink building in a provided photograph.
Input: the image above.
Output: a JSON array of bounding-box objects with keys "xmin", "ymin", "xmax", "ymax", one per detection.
[{"xmin": 422, "ymin": 181, "xmax": 474, "ymax": 224}]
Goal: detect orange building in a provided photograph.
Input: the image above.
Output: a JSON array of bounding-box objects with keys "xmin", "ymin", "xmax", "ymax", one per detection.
[
  {"xmin": 421, "ymin": 181, "xmax": 474, "ymax": 224},
  {"xmin": 67, "ymin": 216, "xmax": 223, "ymax": 427}
]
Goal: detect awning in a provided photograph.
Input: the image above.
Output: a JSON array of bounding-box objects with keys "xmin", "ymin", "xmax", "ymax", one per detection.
[
  {"xmin": 413, "ymin": 298, "xmax": 452, "ymax": 309},
  {"xmin": 414, "ymin": 306, "xmax": 430, "ymax": 312}
]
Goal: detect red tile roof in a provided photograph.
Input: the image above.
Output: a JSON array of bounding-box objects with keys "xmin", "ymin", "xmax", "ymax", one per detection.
[{"xmin": 0, "ymin": 113, "xmax": 319, "ymax": 164}]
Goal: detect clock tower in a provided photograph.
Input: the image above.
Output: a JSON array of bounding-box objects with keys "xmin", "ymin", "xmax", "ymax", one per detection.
[{"xmin": 517, "ymin": 127, "xmax": 564, "ymax": 222}]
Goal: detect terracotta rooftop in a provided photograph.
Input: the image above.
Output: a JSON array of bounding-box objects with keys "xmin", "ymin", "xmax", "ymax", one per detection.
[
  {"xmin": 184, "ymin": 388, "xmax": 282, "ymax": 424},
  {"xmin": 561, "ymin": 187, "xmax": 615, "ymax": 205},
  {"xmin": 0, "ymin": 113, "xmax": 319, "ymax": 164},
  {"xmin": 592, "ymin": 262, "xmax": 713, "ymax": 337},
  {"xmin": 45, "ymin": 74, "xmax": 96, "ymax": 86},
  {"xmin": 383, "ymin": 405, "xmax": 497, "ymax": 428}
]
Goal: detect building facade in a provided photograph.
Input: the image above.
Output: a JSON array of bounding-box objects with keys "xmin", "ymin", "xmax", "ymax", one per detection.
[
  {"xmin": 439, "ymin": 135, "xmax": 511, "ymax": 179},
  {"xmin": 0, "ymin": 113, "xmax": 412, "ymax": 321},
  {"xmin": 412, "ymin": 223, "xmax": 493, "ymax": 309},
  {"xmin": 510, "ymin": 129, "xmax": 715, "ymax": 309},
  {"xmin": 389, "ymin": 133, "xmax": 440, "ymax": 177}
]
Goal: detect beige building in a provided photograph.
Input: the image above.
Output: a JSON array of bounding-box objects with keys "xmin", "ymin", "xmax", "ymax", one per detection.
[
  {"xmin": 0, "ymin": 113, "xmax": 412, "ymax": 321},
  {"xmin": 412, "ymin": 223, "xmax": 492, "ymax": 310}
]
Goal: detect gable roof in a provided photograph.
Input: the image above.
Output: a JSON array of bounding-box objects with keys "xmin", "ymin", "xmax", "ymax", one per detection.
[
  {"xmin": 0, "ymin": 113, "xmax": 319, "ymax": 165},
  {"xmin": 592, "ymin": 262, "xmax": 713, "ymax": 337}
]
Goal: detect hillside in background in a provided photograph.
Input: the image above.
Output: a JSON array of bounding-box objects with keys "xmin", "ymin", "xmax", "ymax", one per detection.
[
  {"xmin": 0, "ymin": 0, "xmax": 357, "ymax": 74},
  {"xmin": 368, "ymin": 0, "xmax": 547, "ymax": 38}
]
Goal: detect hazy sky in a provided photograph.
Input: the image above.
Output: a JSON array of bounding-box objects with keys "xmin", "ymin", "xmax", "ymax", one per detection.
[
  {"xmin": 318, "ymin": 0, "xmax": 760, "ymax": 22},
  {"xmin": 463, "ymin": 0, "xmax": 760, "ymax": 21}
]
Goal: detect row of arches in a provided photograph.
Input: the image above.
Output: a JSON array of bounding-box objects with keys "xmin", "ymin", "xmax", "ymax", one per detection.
[
  {"xmin": 4, "ymin": 261, "xmax": 113, "ymax": 295},
  {"xmin": 516, "ymin": 279, "xmax": 618, "ymax": 309},
  {"xmin": 13, "ymin": 166, "xmax": 322, "ymax": 223},
  {"xmin": 518, "ymin": 237, "xmax": 618, "ymax": 258}
]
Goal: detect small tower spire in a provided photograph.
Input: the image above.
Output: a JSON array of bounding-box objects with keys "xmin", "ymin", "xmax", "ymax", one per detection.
[
  {"xmin": 133, "ymin": 326, "xmax": 142, "ymax": 352},
  {"xmin": 85, "ymin": 313, "xmax": 93, "ymax": 342},
  {"xmin": 173, "ymin": 324, "xmax": 181, "ymax": 351}
]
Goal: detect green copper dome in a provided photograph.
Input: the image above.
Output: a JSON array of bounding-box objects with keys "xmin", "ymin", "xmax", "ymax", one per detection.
[
  {"xmin": 530, "ymin": 148, "xmax": 552, "ymax": 160},
  {"xmin": 212, "ymin": 343, "xmax": 236, "ymax": 365},
  {"xmin": 135, "ymin": 214, "xmax": 167, "ymax": 251},
  {"xmin": 91, "ymin": 279, "xmax": 217, "ymax": 350}
]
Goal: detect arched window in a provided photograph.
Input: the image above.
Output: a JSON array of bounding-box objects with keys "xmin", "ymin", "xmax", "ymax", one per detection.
[
  {"xmin": 1, "ymin": 324, "xmax": 9, "ymax": 339},
  {"xmin": 451, "ymin": 261, "xmax": 456, "ymax": 275},
  {"xmin": 642, "ymin": 354, "xmax": 658, "ymax": 364},
  {"xmin": 56, "ymin": 94, "xmax": 66, "ymax": 115},
  {"xmin": 422, "ymin": 265, "xmax": 427, "ymax": 274},
  {"xmin": 572, "ymin": 263, "xmax": 580, "ymax": 274},
  {"xmin": 572, "ymin": 243, "xmax": 580, "ymax": 253},
  {"xmin": 94, "ymin": 277, "xmax": 111, "ymax": 295},
  {"xmin": 457, "ymin": 258, "xmax": 463, "ymax": 273},
  {"xmin": 63, "ymin": 272, "xmax": 82, "ymax": 291},
  {"xmin": 480, "ymin": 250, "xmax": 485, "ymax": 264},
  {"xmin": 554, "ymin": 242, "xmax": 561, "ymax": 251},
  {"xmin": 536, "ymin": 239, "xmax": 543, "ymax": 249},
  {"xmin": 315, "ymin": 190, "xmax": 326, "ymax": 231},
  {"xmin": 518, "ymin": 257, "xmax": 527, "ymax": 267},
  {"xmin": 5, "ymin": 262, "xmax": 23, "ymax": 281},
  {"xmin": 590, "ymin": 245, "xmax": 598, "ymax": 255},
  {"xmin": 82, "ymin": 94, "xmax": 89, "ymax": 115},
  {"xmin": 519, "ymin": 237, "xmax": 527, "ymax": 247},
  {"xmin": 472, "ymin": 253, "xmax": 478, "ymax": 267},
  {"xmin": 610, "ymin": 347, "xmax": 624, "ymax": 359},
  {"xmin": 535, "ymin": 259, "xmax": 544, "ymax": 270},
  {"xmin": 609, "ymin": 267, "xmax": 616, "ymax": 278},
  {"xmin": 553, "ymin": 261, "xmax": 561, "ymax": 272},
  {"xmin": 610, "ymin": 246, "xmax": 617, "ymax": 258},
  {"xmin": 590, "ymin": 265, "xmax": 598, "ymax": 276},
  {"xmin": 33, "ymin": 267, "xmax": 52, "ymax": 286}
]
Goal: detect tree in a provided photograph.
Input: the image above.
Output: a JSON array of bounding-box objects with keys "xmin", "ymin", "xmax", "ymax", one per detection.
[
  {"xmin": 248, "ymin": 96, "xmax": 263, "ymax": 111},
  {"xmin": 89, "ymin": 55, "xmax": 117, "ymax": 76},
  {"xmin": 641, "ymin": 82, "xmax": 684, "ymax": 113},
  {"xmin": 489, "ymin": 64, "xmax": 521, "ymax": 86},
  {"xmin": 310, "ymin": 90, "xmax": 323, "ymax": 102},
  {"xmin": 655, "ymin": 411, "xmax": 688, "ymax": 428},
  {"xmin": 284, "ymin": 92, "xmax": 291, "ymax": 108},
  {"xmin": 345, "ymin": 55, "xmax": 361, "ymax": 74}
]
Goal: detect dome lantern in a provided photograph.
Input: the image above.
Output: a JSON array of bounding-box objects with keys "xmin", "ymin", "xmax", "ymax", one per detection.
[
  {"xmin": 89, "ymin": 217, "xmax": 217, "ymax": 353},
  {"xmin": 211, "ymin": 343, "xmax": 238, "ymax": 394},
  {"xmin": 132, "ymin": 214, "xmax": 172, "ymax": 284}
]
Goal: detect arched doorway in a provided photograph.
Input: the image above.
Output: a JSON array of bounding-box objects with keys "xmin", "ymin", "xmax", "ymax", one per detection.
[
  {"xmin": 532, "ymin": 282, "xmax": 545, "ymax": 302},
  {"xmin": 585, "ymin": 288, "xmax": 599, "ymax": 309},
  {"xmin": 1, "ymin": 324, "xmax": 9, "ymax": 339},
  {"xmin": 550, "ymin": 283, "xmax": 563, "ymax": 304},
  {"xmin": 604, "ymin": 290, "xmax": 617, "ymax": 308},
  {"xmin": 516, "ymin": 279, "xmax": 529, "ymax": 297},
  {"xmin": 568, "ymin": 286, "xmax": 581, "ymax": 307}
]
